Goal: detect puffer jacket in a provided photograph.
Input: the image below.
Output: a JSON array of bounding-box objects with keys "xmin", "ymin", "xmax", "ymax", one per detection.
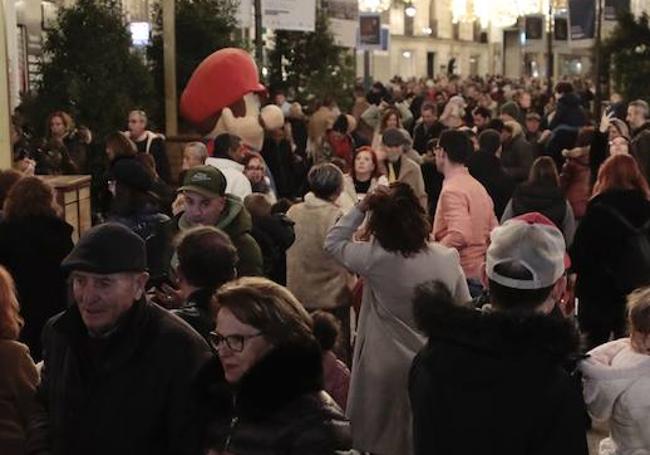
[
  {"xmin": 205, "ymin": 340, "xmax": 356, "ymax": 455},
  {"xmin": 580, "ymin": 339, "xmax": 650, "ymax": 455}
]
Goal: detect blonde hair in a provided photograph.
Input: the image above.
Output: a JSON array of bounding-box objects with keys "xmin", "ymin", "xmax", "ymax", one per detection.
[
  {"xmin": 0, "ymin": 266, "xmax": 23, "ymax": 340},
  {"xmin": 628, "ymin": 287, "xmax": 650, "ymax": 335},
  {"xmin": 214, "ymin": 277, "xmax": 314, "ymax": 346}
]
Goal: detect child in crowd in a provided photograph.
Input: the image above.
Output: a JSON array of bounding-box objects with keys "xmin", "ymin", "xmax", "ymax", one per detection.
[
  {"xmin": 580, "ymin": 286, "xmax": 650, "ymax": 455},
  {"xmin": 311, "ymin": 310, "xmax": 350, "ymax": 410}
]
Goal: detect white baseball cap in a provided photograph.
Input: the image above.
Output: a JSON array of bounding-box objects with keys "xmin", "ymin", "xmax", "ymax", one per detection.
[{"xmin": 486, "ymin": 212, "xmax": 569, "ymax": 290}]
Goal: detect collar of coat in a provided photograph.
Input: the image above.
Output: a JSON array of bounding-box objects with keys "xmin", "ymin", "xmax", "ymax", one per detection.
[
  {"xmin": 414, "ymin": 294, "xmax": 581, "ymax": 365},
  {"xmin": 225, "ymin": 338, "xmax": 324, "ymax": 420},
  {"xmin": 53, "ymin": 298, "xmax": 150, "ymax": 371}
]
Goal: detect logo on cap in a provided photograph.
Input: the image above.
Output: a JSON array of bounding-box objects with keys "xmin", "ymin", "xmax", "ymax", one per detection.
[{"xmin": 191, "ymin": 172, "xmax": 212, "ymax": 183}]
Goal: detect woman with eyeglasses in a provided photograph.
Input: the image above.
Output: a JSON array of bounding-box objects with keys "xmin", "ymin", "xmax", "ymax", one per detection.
[{"xmin": 205, "ymin": 277, "xmax": 353, "ymax": 455}]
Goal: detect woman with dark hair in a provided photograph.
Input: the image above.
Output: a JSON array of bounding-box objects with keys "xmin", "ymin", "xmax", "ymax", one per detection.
[
  {"xmin": 324, "ymin": 182, "xmax": 470, "ymax": 455},
  {"xmin": 0, "ymin": 177, "xmax": 73, "ymax": 360},
  {"xmin": 106, "ymin": 157, "xmax": 172, "ymax": 286},
  {"xmin": 342, "ymin": 146, "xmax": 389, "ymax": 202},
  {"xmin": 319, "ymin": 115, "xmax": 355, "ymax": 167},
  {"xmin": 0, "ymin": 265, "xmax": 39, "ymax": 455},
  {"xmin": 205, "ymin": 277, "xmax": 353, "ymax": 454},
  {"xmin": 370, "ymin": 107, "xmax": 402, "ymax": 151},
  {"xmin": 502, "ymin": 156, "xmax": 576, "ymax": 245},
  {"xmin": 571, "ymin": 154, "xmax": 650, "ymax": 349}
]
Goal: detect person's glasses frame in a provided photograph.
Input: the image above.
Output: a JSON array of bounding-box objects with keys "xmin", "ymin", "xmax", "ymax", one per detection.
[{"xmin": 208, "ymin": 331, "xmax": 263, "ymax": 352}]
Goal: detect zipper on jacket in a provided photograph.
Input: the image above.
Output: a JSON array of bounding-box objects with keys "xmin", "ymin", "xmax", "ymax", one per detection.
[{"xmin": 224, "ymin": 395, "xmax": 238, "ymax": 451}]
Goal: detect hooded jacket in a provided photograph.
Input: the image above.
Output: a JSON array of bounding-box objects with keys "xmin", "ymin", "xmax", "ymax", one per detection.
[
  {"xmin": 177, "ymin": 195, "xmax": 263, "ymax": 277},
  {"xmin": 410, "ymin": 298, "xmax": 588, "ymax": 455},
  {"xmin": 205, "ymin": 339, "xmax": 355, "ymax": 454},
  {"xmin": 549, "ymin": 93, "xmax": 587, "ymax": 131},
  {"xmin": 580, "ymin": 339, "xmax": 650, "ymax": 455}
]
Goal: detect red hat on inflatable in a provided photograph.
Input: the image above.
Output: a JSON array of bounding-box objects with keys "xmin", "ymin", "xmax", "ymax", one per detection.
[{"xmin": 180, "ymin": 48, "xmax": 266, "ymax": 127}]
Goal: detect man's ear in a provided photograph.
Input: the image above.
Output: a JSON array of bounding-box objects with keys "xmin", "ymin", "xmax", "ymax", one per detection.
[{"xmin": 134, "ymin": 272, "xmax": 150, "ymax": 299}]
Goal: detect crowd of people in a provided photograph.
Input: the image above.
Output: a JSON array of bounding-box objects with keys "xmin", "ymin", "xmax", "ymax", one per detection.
[{"xmin": 1, "ymin": 73, "xmax": 650, "ymax": 455}]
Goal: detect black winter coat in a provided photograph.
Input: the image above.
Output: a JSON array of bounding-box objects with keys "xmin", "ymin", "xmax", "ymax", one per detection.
[
  {"xmin": 206, "ymin": 340, "xmax": 354, "ymax": 455},
  {"xmin": 549, "ymin": 93, "xmax": 587, "ymax": 131},
  {"xmin": 467, "ymin": 150, "xmax": 515, "ymax": 219},
  {"xmin": 570, "ymin": 189, "xmax": 650, "ymax": 327},
  {"xmin": 409, "ymin": 298, "xmax": 588, "ymax": 455},
  {"xmin": 510, "ymin": 182, "xmax": 568, "ymax": 231},
  {"xmin": 631, "ymin": 122, "xmax": 650, "ymax": 181},
  {"xmin": 27, "ymin": 299, "xmax": 216, "ymax": 455},
  {"xmin": 250, "ymin": 213, "xmax": 295, "ymax": 285},
  {"xmin": 412, "ymin": 121, "xmax": 446, "ymax": 154},
  {"xmin": 0, "ymin": 215, "xmax": 73, "ymax": 361}
]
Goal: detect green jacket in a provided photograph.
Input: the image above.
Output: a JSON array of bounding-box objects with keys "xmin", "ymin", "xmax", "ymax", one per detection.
[{"xmin": 176, "ymin": 195, "xmax": 263, "ymax": 277}]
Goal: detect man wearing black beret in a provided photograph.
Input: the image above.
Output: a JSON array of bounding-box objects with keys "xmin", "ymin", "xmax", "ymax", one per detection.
[{"xmin": 27, "ymin": 223, "xmax": 217, "ymax": 455}]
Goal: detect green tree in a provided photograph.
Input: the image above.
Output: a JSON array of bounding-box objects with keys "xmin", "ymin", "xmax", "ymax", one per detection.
[
  {"xmin": 602, "ymin": 12, "xmax": 650, "ymax": 102},
  {"xmin": 148, "ymin": 0, "xmax": 240, "ymax": 128},
  {"xmin": 25, "ymin": 0, "xmax": 156, "ymax": 138},
  {"xmin": 268, "ymin": 10, "xmax": 356, "ymax": 111}
]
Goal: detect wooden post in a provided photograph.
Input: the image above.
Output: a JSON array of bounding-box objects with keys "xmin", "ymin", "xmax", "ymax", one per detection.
[
  {"xmin": 0, "ymin": 0, "xmax": 13, "ymax": 170},
  {"xmin": 162, "ymin": 0, "xmax": 178, "ymax": 135}
]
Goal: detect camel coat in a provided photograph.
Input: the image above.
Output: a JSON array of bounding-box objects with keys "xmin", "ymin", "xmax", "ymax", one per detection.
[
  {"xmin": 286, "ymin": 193, "xmax": 352, "ymax": 310},
  {"xmin": 324, "ymin": 207, "xmax": 470, "ymax": 455}
]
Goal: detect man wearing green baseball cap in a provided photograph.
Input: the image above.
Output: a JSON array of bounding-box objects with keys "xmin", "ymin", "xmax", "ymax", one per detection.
[{"xmin": 176, "ymin": 165, "xmax": 262, "ymax": 276}]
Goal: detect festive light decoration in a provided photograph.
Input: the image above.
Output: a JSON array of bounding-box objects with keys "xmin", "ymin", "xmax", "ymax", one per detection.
[
  {"xmin": 358, "ymin": 0, "xmax": 393, "ymax": 12},
  {"xmin": 452, "ymin": 0, "xmax": 567, "ymax": 28}
]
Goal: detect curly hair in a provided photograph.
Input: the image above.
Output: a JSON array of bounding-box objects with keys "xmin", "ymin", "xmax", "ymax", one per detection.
[
  {"xmin": 0, "ymin": 266, "xmax": 23, "ymax": 340},
  {"xmin": 3, "ymin": 177, "xmax": 59, "ymax": 220},
  {"xmin": 379, "ymin": 107, "xmax": 402, "ymax": 133},
  {"xmin": 367, "ymin": 182, "xmax": 430, "ymax": 257}
]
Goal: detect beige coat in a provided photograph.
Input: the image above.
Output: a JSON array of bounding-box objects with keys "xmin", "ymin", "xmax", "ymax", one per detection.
[
  {"xmin": 395, "ymin": 154, "xmax": 428, "ymax": 214},
  {"xmin": 286, "ymin": 193, "xmax": 352, "ymax": 310},
  {"xmin": 324, "ymin": 207, "xmax": 470, "ymax": 455}
]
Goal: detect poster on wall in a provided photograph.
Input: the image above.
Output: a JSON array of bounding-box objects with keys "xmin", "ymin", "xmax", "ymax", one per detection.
[
  {"xmin": 568, "ymin": 0, "xmax": 595, "ymax": 40},
  {"xmin": 358, "ymin": 13, "xmax": 381, "ymax": 50},
  {"xmin": 525, "ymin": 15, "xmax": 544, "ymax": 40},
  {"xmin": 262, "ymin": 0, "xmax": 316, "ymax": 32},
  {"xmin": 604, "ymin": 0, "xmax": 630, "ymax": 20},
  {"xmin": 329, "ymin": 0, "xmax": 359, "ymax": 48}
]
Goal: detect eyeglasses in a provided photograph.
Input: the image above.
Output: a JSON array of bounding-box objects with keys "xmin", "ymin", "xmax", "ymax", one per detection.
[{"xmin": 208, "ymin": 331, "xmax": 262, "ymax": 353}]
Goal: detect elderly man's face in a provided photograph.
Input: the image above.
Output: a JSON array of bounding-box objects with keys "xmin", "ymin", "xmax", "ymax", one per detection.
[
  {"xmin": 384, "ymin": 145, "xmax": 402, "ymax": 163},
  {"xmin": 72, "ymin": 271, "xmax": 148, "ymax": 336}
]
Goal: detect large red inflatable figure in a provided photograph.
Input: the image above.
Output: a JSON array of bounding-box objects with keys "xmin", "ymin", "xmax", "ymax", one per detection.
[{"xmin": 180, "ymin": 48, "xmax": 284, "ymax": 152}]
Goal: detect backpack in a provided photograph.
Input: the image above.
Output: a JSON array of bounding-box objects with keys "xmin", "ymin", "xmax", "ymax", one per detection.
[{"xmin": 598, "ymin": 204, "xmax": 650, "ymax": 293}]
